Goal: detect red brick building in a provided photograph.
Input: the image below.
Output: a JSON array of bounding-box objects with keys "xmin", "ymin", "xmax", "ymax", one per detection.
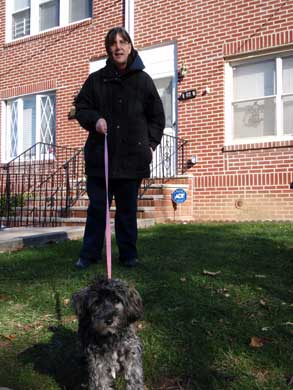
[{"xmin": 1, "ymin": 0, "xmax": 293, "ymax": 222}]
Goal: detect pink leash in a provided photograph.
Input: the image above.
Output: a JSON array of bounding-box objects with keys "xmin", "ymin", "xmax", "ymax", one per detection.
[{"xmin": 104, "ymin": 134, "xmax": 112, "ymax": 280}]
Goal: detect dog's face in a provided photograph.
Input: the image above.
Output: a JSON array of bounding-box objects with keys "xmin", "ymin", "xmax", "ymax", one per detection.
[{"xmin": 72, "ymin": 278, "xmax": 143, "ymax": 337}]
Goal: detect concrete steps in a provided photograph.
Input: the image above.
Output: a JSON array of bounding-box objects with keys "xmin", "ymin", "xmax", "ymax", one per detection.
[{"xmin": 1, "ymin": 176, "xmax": 194, "ymax": 227}]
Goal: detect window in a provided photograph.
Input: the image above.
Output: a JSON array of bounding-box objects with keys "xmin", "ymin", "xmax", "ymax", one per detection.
[
  {"xmin": 69, "ymin": 0, "xmax": 92, "ymax": 23},
  {"xmin": 6, "ymin": 0, "xmax": 92, "ymax": 41},
  {"xmin": 12, "ymin": 0, "xmax": 31, "ymax": 39},
  {"xmin": 3, "ymin": 93, "xmax": 56, "ymax": 161},
  {"xmin": 39, "ymin": 0, "xmax": 59, "ymax": 31},
  {"xmin": 226, "ymin": 54, "xmax": 293, "ymax": 143},
  {"xmin": 154, "ymin": 77, "xmax": 173, "ymax": 129}
]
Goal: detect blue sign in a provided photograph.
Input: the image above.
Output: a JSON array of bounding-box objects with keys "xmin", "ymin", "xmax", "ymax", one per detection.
[{"xmin": 171, "ymin": 188, "xmax": 187, "ymax": 204}]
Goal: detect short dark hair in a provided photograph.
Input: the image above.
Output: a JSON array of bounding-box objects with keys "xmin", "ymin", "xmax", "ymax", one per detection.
[{"xmin": 105, "ymin": 27, "xmax": 135, "ymax": 61}]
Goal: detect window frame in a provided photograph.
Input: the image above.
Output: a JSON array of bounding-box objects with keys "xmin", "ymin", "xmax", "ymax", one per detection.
[
  {"xmin": 225, "ymin": 52, "xmax": 293, "ymax": 145},
  {"xmin": 6, "ymin": 0, "xmax": 92, "ymax": 42},
  {"xmin": 1, "ymin": 91, "xmax": 56, "ymax": 163}
]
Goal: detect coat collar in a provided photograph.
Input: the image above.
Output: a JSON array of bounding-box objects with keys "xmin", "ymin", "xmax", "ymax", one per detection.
[{"xmin": 103, "ymin": 50, "xmax": 145, "ymax": 80}]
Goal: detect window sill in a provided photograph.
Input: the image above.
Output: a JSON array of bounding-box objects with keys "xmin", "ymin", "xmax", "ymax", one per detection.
[
  {"xmin": 222, "ymin": 139, "xmax": 293, "ymax": 152},
  {"xmin": 4, "ymin": 18, "xmax": 92, "ymax": 48}
]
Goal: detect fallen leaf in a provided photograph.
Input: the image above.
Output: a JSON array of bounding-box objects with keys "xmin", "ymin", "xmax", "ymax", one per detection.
[
  {"xmin": 260, "ymin": 299, "xmax": 267, "ymax": 306},
  {"xmin": 0, "ymin": 334, "xmax": 16, "ymax": 341},
  {"xmin": 255, "ymin": 274, "xmax": 267, "ymax": 278},
  {"xmin": 249, "ymin": 336, "xmax": 270, "ymax": 348},
  {"xmin": 62, "ymin": 315, "xmax": 77, "ymax": 324},
  {"xmin": 0, "ymin": 340, "xmax": 12, "ymax": 349},
  {"xmin": 261, "ymin": 327, "xmax": 271, "ymax": 331},
  {"xmin": 180, "ymin": 277, "xmax": 187, "ymax": 282},
  {"xmin": 63, "ymin": 298, "xmax": 70, "ymax": 306},
  {"xmin": 203, "ymin": 270, "xmax": 221, "ymax": 276}
]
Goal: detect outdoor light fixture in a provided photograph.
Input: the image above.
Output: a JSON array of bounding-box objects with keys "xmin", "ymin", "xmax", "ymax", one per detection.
[
  {"xmin": 187, "ymin": 155, "xmax": 197, "ymax": 168},
  {"xmin": 178, "ymin": 63, "xmax": 188, "ymax": 80},
  {"xmin": 190, "ymin": 156, "xmax": 197, "ymax": 164}
]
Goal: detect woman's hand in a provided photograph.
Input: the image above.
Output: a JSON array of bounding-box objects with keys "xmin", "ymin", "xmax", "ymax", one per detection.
[{"xmin": 96, "ymin": 118, "xmax": 108, "ymax": 134}]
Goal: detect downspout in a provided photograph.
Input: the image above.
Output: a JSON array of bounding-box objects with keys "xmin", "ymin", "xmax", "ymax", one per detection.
[{"xmin": 124, "ymin": 0, "xmax": 134, "ymax": 44}]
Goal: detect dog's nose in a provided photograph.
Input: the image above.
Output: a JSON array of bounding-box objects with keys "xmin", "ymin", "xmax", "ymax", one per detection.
[{"xmin": 105, "ymin": 318, "xmax": 113, "ymax": 325}]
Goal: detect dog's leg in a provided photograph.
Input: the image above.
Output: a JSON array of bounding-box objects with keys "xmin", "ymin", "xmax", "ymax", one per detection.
[
  {"xmin": 123, "ymin": 340, "xmax": 144, "ymax": 390},
  {"xmin": 88, "ymin": 354, "xmax": 115, "ymax": 390}
]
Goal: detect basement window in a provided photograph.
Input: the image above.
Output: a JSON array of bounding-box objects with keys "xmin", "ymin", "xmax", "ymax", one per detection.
[{"xmin": 225, "ymin": 53, "xmax": 293, "ymax": 144}]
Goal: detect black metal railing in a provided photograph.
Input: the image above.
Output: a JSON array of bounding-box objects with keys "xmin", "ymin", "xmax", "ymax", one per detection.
[
  {"xmin": 0, "ymin": 134, "xmax": 187, "ymax": 227},
  {"xmin": 140, "ymin": 133, "xmax": 187, "ymax": 196},
  {"xmin": 0, "ymin": 142, "xmax": 84, "ymax": 227}
]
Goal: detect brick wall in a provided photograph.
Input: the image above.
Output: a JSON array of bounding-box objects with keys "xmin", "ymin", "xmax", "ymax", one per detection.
[
  {"xmin": 0, "ymin": 0, "xmax": 124, "ymax": 152},
  {"xmin": 1, "ymin": 0, "xmax": 293, "ymax": 221},
  {"xmin": 134, "ymin": 0, "xmax": 293, "ymax": 221}
]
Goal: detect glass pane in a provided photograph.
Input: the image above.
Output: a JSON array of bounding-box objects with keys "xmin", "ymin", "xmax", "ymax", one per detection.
[
  {"xmin": 23, "ymin": 96, "xmax": 36, "ymax": 150},
  {"xmin": 14, "ymin": 0, "xmax": 30, "ymax": 11},
  {"xmin": 9, "ymin": 101, "xmax": 18, "ymax": 158},
  {"xmin": 13, "ymin": 9, "xmax": 30, "ymax": 39},
  {"xmin": 283, "ymin": 95, "xmax": 293, "ymax": 134},
  {"xmin": 40, "ymin": 95, "xmax": 56, "ymax": 151},
  {"xmin": 233, "ymin": 98, "xmax": 276, "ymax": 139},
  {"xmin": 233, "ymin": 61, "xmax": 275, "ymax": 100},
  {"xmin": 69, "ymin": 0, "xmax": 92, "ymax": 22},
  {"xmin": 39, "ymin": 0, "xmax": 59, "ymax": 31},
  {"xmin": 154, "ymin": 77, "xmax": 173, "ymax": 128},
  {"xmin": 283, "ymin": 57, "xmax": 293, "ymax": 93}
]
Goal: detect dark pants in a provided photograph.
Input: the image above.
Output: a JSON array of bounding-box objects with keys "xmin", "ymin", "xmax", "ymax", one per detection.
[{"xmin": 80, "ymin": 176, "xmax": 142, "ymax": 262}]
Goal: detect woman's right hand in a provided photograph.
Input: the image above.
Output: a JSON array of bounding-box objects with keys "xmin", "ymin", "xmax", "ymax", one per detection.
[{"xmin": 96, "ymin": 118, "xmax": 108, "ymax": 135}]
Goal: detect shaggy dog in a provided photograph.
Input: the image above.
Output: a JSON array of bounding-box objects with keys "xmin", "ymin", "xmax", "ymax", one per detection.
[{"xmin": 72, "ymin": 278, "xmax": 144, "ymax": 390}]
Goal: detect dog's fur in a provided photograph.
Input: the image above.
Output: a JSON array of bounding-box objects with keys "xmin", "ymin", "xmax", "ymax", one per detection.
[{"xmin": 72, "ymin": 278, "xmax": 144, "ymax": 390}]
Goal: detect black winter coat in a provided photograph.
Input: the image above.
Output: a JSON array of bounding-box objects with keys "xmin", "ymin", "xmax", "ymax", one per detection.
[{"xmin": 75, "ymin": 53, "xmax": 165, "ymax": 178}]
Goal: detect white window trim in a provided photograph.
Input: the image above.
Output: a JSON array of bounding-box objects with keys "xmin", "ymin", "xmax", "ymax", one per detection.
[
  {"xmin": 125, "ymin": 0, "xmax": 134, "ymax": 44},
  {"xmin": 6, "ymin": 0, "xmax": 92, "ymax": 43},
  {"xmin": 1, "ymin": 101, "xmax": 7, "ymax": 163},
  {"xmin": 225, "ymin": 53, "xmax": 293, "ymax": 146}
]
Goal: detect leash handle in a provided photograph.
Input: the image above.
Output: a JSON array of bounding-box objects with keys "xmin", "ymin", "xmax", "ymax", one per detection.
[{"xmin": 104, "ymin": 134, "xmax": 112, "ymax": 280}]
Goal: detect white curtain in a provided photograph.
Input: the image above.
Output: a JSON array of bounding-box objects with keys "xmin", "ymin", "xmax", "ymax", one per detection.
[
  {"xmin": 283, "ymin": 57, "xmax": 293, "ymax": 134},
  {"xmin": 14, "ymin": 0, "xmax": 30, "ymax": 11},
  {"xmin": 39, "ymin": 0, "xmax": 59, "ymax": 31},
  {"xmin": 23, "ymin": 96, "xmax": 36, "ymax": 151},
  {"xmin": 233, "ymin": 60, "xmax": 275, "ymax": 100},
  {"xmin": 232, "ymin": 60, "xmax": 276, "ymax": 139},
  {"xmin": 283, "ymin": 56, "xmax": 293, "ymax": 93},
  {"xmin": 69, "ymin": 0, "xmax": 91, "ymax": 22}
]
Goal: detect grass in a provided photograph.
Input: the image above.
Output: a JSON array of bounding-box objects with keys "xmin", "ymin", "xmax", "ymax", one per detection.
[{"xmin": 0, "ymin": 222, "xmax": 292, "ymax": 390}]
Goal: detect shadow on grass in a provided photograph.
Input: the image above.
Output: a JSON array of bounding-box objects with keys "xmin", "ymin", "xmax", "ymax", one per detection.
[
  {"xmin": 18, "ymin": 287, "xmax": 87, "ymax": 390},
  {"xmin": 19, "ymin": 325, "xmax": 87, "ymax": 390}
]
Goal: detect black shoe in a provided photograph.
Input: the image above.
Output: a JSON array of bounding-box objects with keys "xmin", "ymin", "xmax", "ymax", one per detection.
[
  {"xmin": 120, "ymin": 258, "xmax": 139, "ymax": 267},
  {"xmin": 75, "ymin": 257, "xmax": 101, "ymax": 269},
  {"xmin": 75, "ymin": 257, "xmax": 91, "ymax": 269}
]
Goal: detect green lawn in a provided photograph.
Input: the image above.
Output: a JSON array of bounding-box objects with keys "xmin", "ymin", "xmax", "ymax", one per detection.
[{"xmin": 0, "ymin": 222, "xmax": 292, "ymax": 389}]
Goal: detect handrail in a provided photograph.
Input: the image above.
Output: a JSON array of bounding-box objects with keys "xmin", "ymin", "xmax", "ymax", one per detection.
[
  {"xmin": 0, "ymin": 134, "xmax": 187, "ymax": 227},
  {"xmin": 140, "ymin": 133, "xmax": 188, "ymax": 197},
  {"xmin": 0, "ymin": 142, "xmax": 82, "ymax": 227}
]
